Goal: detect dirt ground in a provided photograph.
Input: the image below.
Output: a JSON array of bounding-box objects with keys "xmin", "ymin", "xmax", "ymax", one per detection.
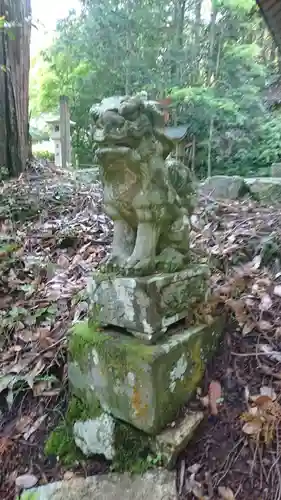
[
  {"xmin": 1, "ymin": 320, "xmax": 280, "ymax": 500},
  {"xmin": 2, "ymin": 164, "xmax": 281, "ymax": 500}
]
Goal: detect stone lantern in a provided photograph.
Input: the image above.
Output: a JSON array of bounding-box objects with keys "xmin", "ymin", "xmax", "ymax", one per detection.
[{"xmin": 45, "ymin": 116, "xmax": 76, "ymax": 167}]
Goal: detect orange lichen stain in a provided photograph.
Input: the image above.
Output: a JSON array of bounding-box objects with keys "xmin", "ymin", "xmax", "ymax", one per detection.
[{"xmin": 131, "ymin": 385, "xmax": 148, "ymax": 417}]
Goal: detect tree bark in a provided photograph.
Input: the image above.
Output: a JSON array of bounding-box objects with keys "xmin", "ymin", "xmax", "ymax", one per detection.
[
  {"xmin": 208, "ymin": 0, "xmax": 217, "ymax": 83},
  {"xmin": 0, "ymin": 0, "xmax": 31, "ymax": 177},
  {"xmin": 192, "ymin": 0, "xmax": 203, "ymax": 83},
  {"xmin": 171, "ymin": 0, "xmax": 186, "ymax": 85}
]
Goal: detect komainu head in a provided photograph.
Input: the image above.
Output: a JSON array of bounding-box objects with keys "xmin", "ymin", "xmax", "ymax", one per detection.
[{"xmin": 90, "ymin": 94, "xmax": 174, "ymax": 163}]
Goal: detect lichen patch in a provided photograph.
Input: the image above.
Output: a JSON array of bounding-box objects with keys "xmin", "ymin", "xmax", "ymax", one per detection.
[{"xmin": 169, "ymin": 354, "xmax": 188, "ymax": 392}]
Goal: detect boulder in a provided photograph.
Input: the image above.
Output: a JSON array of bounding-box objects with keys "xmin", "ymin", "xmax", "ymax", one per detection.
[{"xmin": 200, "ymin": 175, "xmax": 251, "ymax": 199}]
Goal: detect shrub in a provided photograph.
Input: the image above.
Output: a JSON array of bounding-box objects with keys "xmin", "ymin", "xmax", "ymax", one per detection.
[{"xmin": 34, "ymin": 150, "xmax": 55, "ymax": 162}]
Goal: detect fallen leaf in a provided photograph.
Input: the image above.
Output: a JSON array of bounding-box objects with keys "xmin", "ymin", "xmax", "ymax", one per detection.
[
  {"xmin": 259, "ymin": 344, "xmax": 281, "ymax": 363},
  {"xmin": 218, "ymin": 486, "xmax": 235, "ymax": 500},
  {"xmin": 15, "ymin": 474, "xmax": 38, "ymax": 489},
  {"xmin": 252, "ymin": 255, "xmax": 261, "ymax": 270},
  {"xmin": 73, "ymin": 301, "xmax": 88, "ymax": 323},
  {"xmin": 18, "ymin": 330, "xmax": 37, "ymax": 342},
  {"xmin": 273, "ymin": 285, "xmax": 281, "ymax": 297},
  {"xmin": 15, "ymin": 415, "xmax": 33, "ymax": 435},
  {"xmin": 63, "ymin": 471, "xmax": 74, "ymax": 480},
  {"xmin": 242, "ymin": 321, "xmax": 255, "ymax": 336},
  {"xmin": 0, "ymin": 437, "xmax": 13, "ymax": 455},
  {"xmin": 260, "ymin": 386, "xmax": 277, "ymax": 401},
  {"xmin": 226, "ymin": 299, "xmax": 247, "ymax": 326},
  {"xmin": 208, "ymin": 380, "xmax": 222, "ymax": 416},
  {"xmin": 258, "ymin": 320, "xmax": 272, "ymax": 332},
  {"xmin": 23, "ymin": 414, "xmax": 47, "ymax": 440},
  {"xmin": 254, "ymin": 395, "xmax": 273, "ymax": 409},
  {"xmin": 242, "ymin": 418, "xmax": 262, "ymax": 435},
  {"xmin": 275, "ymin": 327, "xmax": 281, "ymax": 338},
  {"xmin": 57, "ymin": 254, "xmax": 69, "ymax": 268},
  {"xmin": 32, "ymin": 376, "xmax": 57, "ymax": 396},
  {"xmin": 244, "ymin": 385, "xmax": 250, "ymax": 403},
  {"xmin": 187, "ymin": 463, "xmax": 201, "ymax": 475},
  {"xmin": 259, "ymin": 293, "xmax": 272, "ymax": 312},
  {"xmin": 185, "ymin": 473, "xmax": 204, "ymax": 498},
  {"xmin": 248, "ymin": 406, "xmax": 258, "ymax": 416}
]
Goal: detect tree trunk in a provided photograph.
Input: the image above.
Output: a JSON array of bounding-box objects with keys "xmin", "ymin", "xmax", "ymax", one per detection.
[
  {"xmin": 171, "ymin": 0, "xmax": 186, "ymax": 85},
  {"xmin": 192, "ymin": 0, "xmax": 203, "ymax": 83},
  {"xmin": 0, "ymin": 0, "xmax": 31, "ymax": 177},
  {"xmin": 208, "ymin": 0, "xmax": 217, "ymax": 83}
]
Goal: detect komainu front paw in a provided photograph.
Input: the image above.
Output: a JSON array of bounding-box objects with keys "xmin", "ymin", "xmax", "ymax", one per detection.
[
  {"xmin": 99, "ymin": 254, "xmax": 122, "ymax": 273},
  {"xmin": 124, "ymin": 256, "xmax": 155, "ymax": 276}
]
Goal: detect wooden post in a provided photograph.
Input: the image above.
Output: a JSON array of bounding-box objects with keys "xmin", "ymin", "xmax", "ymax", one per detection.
[
  {"xmin": 191, "ymin": 136, "xmax": 196, "ymax": 174},
  {"xmin": 59, "ymin": 95, "xmax": 71, "ymax": 168},
  {"xmin": 176, "ymin": 140, "xmax": 185, "ymax": 161}
]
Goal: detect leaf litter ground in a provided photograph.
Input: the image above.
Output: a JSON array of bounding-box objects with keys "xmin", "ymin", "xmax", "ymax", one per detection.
[{"xmin": 2, "ymin": 165, "xmax": 281, "ymax": 499}]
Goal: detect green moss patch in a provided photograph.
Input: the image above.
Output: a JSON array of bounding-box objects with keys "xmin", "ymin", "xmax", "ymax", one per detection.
[
  {"xmin": 44, "ymin": 424, "xmax": 81, "ymax": 466},
  {"xmin": 44, "ymin": 394, "xmax": 101, "ymax": 466},
  {"xmin": 68, "ymin": 320, "xmax": 105, "ymax": 365},
  {"xmin": 113, "ymin": 420, "xmax": 152, "ymax": 474},
  {"xmin": 44, "ymin": 392, "xmax": 161, "ymax": 473},
  {"xmin": 19, "ymin": 493, "xmax": 39, "ymax": 500},
  {"xmin": 69, "ymin": 320, "xmax": 155, "ymax": 379}
]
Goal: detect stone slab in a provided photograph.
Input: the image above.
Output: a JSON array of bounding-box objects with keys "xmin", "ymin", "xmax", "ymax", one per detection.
[
  {"xmin": 87, "ymin": 264, "xmax": 210, "ymax": 343},
  {"xmin": 68, "ymin": 317, "xmax": 224, "ymax": 434},
  {"xmin": 153, "ymin": 411, "xmax": 204, "ymax": 469},
  {"xmin": 20, "ymin": 470, "xmax": 176, "ymax": 500}
]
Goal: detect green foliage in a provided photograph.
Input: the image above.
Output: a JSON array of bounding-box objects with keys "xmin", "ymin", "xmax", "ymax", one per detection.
[
  {"xmin": 29, "ymin": 0, "xmax": 281, "ymax": 176},
  {"xmin": 0, "ymin": 166, "xmax": 9, "ymax": 181},
  {"xmin": 34, "ymin": 150, "xmax": 55, "ymax": 162}
]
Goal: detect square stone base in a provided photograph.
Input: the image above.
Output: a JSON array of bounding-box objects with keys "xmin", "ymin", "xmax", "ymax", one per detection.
[
  {"xmin": 87, "ymin": 264, "xmax": 210, "ymax": 343},
  {"xmin": 68, "ymin": 317, "xmax": 224, "ymax": 434}
]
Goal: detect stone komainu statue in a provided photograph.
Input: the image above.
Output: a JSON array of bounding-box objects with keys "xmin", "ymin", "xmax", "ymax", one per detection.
[{"xmin": 90, "ymin": 94, "xmax": 196, "ymax": 276}]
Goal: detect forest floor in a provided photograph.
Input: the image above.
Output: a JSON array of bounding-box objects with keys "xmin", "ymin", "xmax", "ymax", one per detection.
[{"xmin": 1, "ymin": 163, "xmax": 281, "ymax": 500}]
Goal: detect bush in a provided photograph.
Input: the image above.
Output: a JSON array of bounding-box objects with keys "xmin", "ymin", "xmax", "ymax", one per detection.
[{"xmin": 34, "ymin": 150, "xmax": 55, "ymax": 162}]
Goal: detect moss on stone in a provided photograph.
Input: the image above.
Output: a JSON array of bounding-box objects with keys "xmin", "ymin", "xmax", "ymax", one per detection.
[
  {"xmin": 44, "ymin": 424, "xmax": 82, "ymax": 466},
  {"xmin": 68, "ymin": 320, "xmax": 106, "ymax": 365},
  {"xmin": 44, "ymin": 394, "xmax": 102, "ymax": 466},
  {"xmin": 69, "ymin": 320, "xmax": 155, "ymax": 380},
  {"xmin": 66, "ymin": 392, "xmax": 101, "ymax": 422},
  {"xmin": 44, "ymin": 391, "xmax": 160, "ymax": 474},
  {"xmin": 113, "ymin": 419, "xmax": 151, "ymax": 474},
  {"xmin": 19, "ymin": 493, "xmax": 38, "ymax": 500}
]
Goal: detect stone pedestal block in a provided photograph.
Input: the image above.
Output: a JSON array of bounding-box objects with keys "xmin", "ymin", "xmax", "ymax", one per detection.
[
  {"xmin": 68, "ymin": 317, "xmax": 224, "ymax": 434},
  {"xmin": 87, "ymin": 264, "xmax": 210, "ymax": 343}
]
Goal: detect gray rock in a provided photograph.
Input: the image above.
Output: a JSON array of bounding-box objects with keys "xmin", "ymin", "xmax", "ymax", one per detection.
[
  {"xmin": 153, "ymin": 411, "xmax": 204, "ymax": 469},
  {"xmin": 20, "ymin": 470, "xmax": 177, "ymax": 500},
  {"xmin": 73, "ymin": 414, "xmax": 116, "ymax": 459},
  {"xmin": 200, "ymin": 175, "xmax": 251, "ymax": 199}
]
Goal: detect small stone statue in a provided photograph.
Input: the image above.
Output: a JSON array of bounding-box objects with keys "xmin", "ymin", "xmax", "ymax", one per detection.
[{"xmin": 90, "ymin": 94, "xmax": 196, "ymax": 276}]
